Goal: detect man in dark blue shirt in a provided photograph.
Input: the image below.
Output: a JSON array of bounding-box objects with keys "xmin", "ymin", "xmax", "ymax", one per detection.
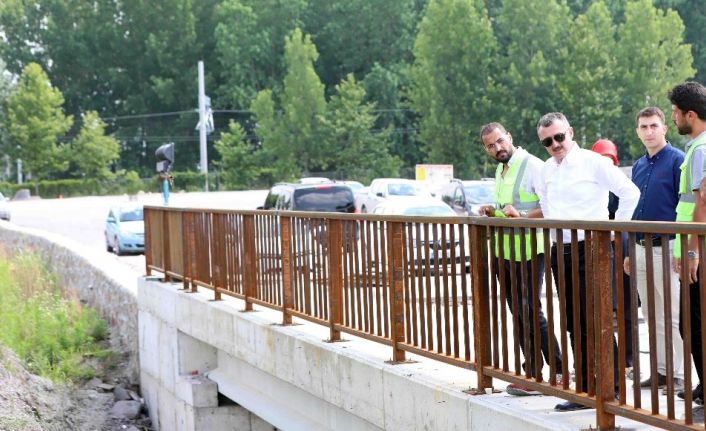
[{"xmin": 624, "ymin": 106, "xmax": 685, "ymax": 392}]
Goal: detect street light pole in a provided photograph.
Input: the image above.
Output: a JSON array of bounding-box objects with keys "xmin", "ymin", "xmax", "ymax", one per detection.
[{"xmin": 198, "ymin": 61, "xmax": 208, "ymax": 192}]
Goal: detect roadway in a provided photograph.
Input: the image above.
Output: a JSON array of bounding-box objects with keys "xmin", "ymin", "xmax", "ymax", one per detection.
[{"xmin": 6, "ymin": 190, "xmax": 268, "ymax": 272}]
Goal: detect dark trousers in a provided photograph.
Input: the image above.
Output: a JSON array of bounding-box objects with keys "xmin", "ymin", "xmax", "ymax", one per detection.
[
  {"xmin": 551, "ymin": 241, "xmax": 619, "ymax": 392},
  {"xmin": 680, "ymin": 280, "xmax": 703, "ymax": 383},
  {"xmin": 501, "ymin": 255, "xmax": 563, "ymax": 377},
  {"xmin": 613, "ymin": 233, "xmax": 634, "ymax": 368}
]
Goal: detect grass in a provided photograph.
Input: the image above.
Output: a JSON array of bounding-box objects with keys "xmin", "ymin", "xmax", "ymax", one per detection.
[{"xmin": 0, "ymin": 246, "xmax": 110, "ymax": 382}]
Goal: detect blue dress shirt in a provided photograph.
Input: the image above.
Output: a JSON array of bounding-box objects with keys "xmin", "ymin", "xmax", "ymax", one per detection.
[{"xmin": 630, "ymin": 143, "xmax": 684, "ymax": 233}]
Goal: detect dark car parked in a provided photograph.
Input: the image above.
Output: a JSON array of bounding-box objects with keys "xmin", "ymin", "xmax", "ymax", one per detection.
[
  {"xmin": 260, "ymin": 182, "xmax": 356, "ymax": 213},
  {"xmin": 440, "ymin": 179, "xmax": 495, "ymax": 216}
]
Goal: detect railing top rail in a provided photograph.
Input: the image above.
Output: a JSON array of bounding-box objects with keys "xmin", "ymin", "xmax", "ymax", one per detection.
[{"xmin": 144, "ymin": 205, "xmax": 706, "ymax": 235}]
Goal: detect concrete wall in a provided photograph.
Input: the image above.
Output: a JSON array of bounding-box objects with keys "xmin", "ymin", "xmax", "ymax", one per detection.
[
  {"xmin": 0, "ymin": 222, "xmax": 140, "ymax": 383},
  {"xmin": 139, "ymin": 277, "xmax": 588, "ymax": 431}
]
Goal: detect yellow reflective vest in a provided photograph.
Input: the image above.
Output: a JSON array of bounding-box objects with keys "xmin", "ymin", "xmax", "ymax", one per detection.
[
  {"xmin": 674, "ymin": 133, "xmax": 706, "ymax": 258},
  {"xmin": 493, "ymin": 149, "xmax": 543, "ymax": 261}
]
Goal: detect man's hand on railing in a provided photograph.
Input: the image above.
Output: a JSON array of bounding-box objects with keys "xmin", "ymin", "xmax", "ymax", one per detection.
[{"xmin": 479, "ymin": 205, "xmax": 497, "ymax": 217}]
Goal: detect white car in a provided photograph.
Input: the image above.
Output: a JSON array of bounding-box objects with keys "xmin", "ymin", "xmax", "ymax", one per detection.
[
  {"xmin": 0, "ymin": 192, "xmax": 10, "ymax": 221},
  {"xmin": 356, "ymin": 178, "xmax": 431, "ymax": 214}
]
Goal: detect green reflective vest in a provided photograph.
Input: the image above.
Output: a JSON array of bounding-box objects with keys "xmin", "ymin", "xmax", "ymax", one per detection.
[
  {"xmin": 493, "ymin": 149, "xmax": 543, "ymax": 261},
  {"xmin": 674, "ymin": 133, "xmax": 706, "ymax": 258}
]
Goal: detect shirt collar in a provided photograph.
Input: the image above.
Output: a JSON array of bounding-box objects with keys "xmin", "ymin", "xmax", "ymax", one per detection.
[
  {"xmin": 686, "ymin": 131, "xmax": 706, "ymax": 151},
  {"xmin": 645, "ymin": 142, "xmax": 670, "ymax": 160},
  {"xmin": 550, "ymin": 141, "xmax": 578, "ymax": 166},
  {"xmin": 507, "ymin": 147, "xmax": 526, "ymax": 167}
]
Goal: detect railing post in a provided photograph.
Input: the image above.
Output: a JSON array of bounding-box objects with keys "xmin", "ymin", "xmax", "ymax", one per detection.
[
  {"xmin": 163, "ymin": 209, "xmax": 172, "ymax": 282},
  {"xmin": 387, "ymin": 220, "xmax": 406, "ymax": 362},
  {"xmin": 327, "ymin": 219, "xmax": 344, "ymax": 341},
  {"xmin": 281, "ymin": 216, "xmax": 294, "ymax": 325},
  {"xmin": 471, "ymin": 224, "xmax": 492, "ymax": 391},
  {"xmin": 242, "ymin": 214, "xmax": 257, "ymax": 311},
  {"xmin": 144, "ymin": 207, "xmax": 153, "ymax": 276},
  {"xmin": 593, "ymin": 230, "xmax": 615, "ymax": 429}
]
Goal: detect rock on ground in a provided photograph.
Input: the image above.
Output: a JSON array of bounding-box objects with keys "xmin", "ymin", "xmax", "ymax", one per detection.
[{"xmin": 0, "ymin": 347, "xmax": 152, "ymax": 430}]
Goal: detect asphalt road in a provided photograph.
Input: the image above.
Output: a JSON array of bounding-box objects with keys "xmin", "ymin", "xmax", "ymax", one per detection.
[{"xmin": 5, "ymin": 190, "xmax": 268, "ymax": 272}]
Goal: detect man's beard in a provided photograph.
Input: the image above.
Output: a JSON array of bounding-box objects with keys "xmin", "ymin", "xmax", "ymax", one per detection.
[{"xmin": 677, "ymin": 123, "xmax": 692, "ymax": 135}]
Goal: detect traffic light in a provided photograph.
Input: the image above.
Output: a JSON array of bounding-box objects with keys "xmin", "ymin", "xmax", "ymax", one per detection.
[{"xmin": 155, "ymin": 142, "xmax": 175, "ymax": 173}]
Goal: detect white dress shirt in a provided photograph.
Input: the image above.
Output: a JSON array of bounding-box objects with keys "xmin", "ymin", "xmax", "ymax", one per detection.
[{"xmin": 536, "ymin": 142, "xmax": 640, "ymax": 242}]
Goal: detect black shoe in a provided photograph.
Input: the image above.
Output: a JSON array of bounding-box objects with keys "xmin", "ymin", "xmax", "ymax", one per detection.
[
  {"xmin": 678, "ymin": 383, "xmax": 703, "ymax": 404},
  {"xmin": 554, "ymin": 401, "xmax": 591, "ymax": 412}
]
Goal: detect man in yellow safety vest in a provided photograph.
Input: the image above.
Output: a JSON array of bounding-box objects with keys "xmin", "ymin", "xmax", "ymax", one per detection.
[
  {"xmin": 668, "ymin": 81, "xmax": 706, "ymax": 405},
  {"xmin": 479, "ymin": 122, "xmax": 562, "ymax": 396}
]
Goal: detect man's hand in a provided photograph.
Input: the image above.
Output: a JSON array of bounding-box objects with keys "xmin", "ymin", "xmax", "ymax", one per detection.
[
  {"xmin": 673, "ymin": 256, "xmax": 699, "ymax": 284},
  {"xmin": 501, "ymin": 204, "xmax": 520, "ymax": 218},
  {"xmin": 623, "ymin": 256, "xmax": 630, "ymax": 275},
  {"xmin": 479, "ymin": 205, "xmax": 496, "ymax": 217}
]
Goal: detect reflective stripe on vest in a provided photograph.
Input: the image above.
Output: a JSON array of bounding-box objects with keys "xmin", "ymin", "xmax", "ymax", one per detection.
[{"xmin": 494, "ymin": 150, "xmax": 543, "ymax": 260}]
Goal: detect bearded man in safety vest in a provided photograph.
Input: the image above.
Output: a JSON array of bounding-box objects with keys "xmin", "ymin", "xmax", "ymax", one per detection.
[
  {"xmin": 668, "ymin": 81, "xmax": 706, "ymax": 405},
  {"xmin": 479, "ymin": 122, "xmax": 563, "ymax": 396}
]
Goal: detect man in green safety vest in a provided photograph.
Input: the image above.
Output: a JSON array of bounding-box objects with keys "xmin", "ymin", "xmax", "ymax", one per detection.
[
  {"xmin": 478, "ymin": 122, "xmax": 562, "ymax": 396},
  {"xmin": 668, "ymin": 81, "xmax": 706, "ymax": 405}
]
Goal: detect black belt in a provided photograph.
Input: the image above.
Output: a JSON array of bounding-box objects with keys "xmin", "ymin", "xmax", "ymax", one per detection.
[
  {"xmin": 553, "ymin": 241, "xmax": 584, "ymax": 252},
  {"xmin": 637, "ymin": 236, "xmax": 670, "ymax": 247}
]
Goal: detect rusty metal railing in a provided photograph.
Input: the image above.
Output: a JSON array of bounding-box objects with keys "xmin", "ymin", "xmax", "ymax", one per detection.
[{"xmin": 144, "ymin": 206, "xmax": 706, "ymax": 430}]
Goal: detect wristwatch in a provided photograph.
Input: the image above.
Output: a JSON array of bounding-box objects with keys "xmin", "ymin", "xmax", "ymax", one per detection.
[
  {"xmin": 687, "ymin": 250, "xmax": 699, "ymax": 260},
  {"xmin": 519, "ymin": 210, "xmax": 529, "ymax": 218}
]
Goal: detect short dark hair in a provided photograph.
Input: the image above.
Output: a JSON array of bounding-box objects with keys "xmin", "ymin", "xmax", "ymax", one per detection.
[
  {"xmin": 479, "ymin": 122, "xmax": 507, "ymax": 142},
  {"xmin": 536, "ymin": 112, "xmax": 569, "ymax": 134},
  {"xmin": 667, "ymin": 81, "xmax": 706, "ymax": 121},
  {"xmin": 636, "ymin": 106, "xmax": 665, "ymax": 125}
]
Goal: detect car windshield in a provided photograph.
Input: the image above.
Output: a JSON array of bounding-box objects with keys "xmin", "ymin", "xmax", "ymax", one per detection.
[
  {"xmin": 403, "ymin": 206, "xmax": 455, "ymax": 216},
  {"xmin": 387, "ymin": 183, "xmax": 425, "ymax": 196},
  {"xmin": 293, "ymin": 186, "xmax": 355, "ymax": 212},
  {"xmin": 119, "ymin": 208, "xmax": 144, "ymax": 222},
  {"xmin": 464, "ymin": 184, "xmax": 495, "ymax": 203}
]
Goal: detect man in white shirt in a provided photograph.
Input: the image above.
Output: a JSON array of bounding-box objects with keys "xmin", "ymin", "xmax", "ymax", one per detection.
[{"xmin": 535, "ymin": 112, "xmax": 640, "ymax": 411}]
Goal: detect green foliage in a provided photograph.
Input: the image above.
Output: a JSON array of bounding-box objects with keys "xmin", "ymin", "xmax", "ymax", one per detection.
[
  {"xmin": 70, "ymin": 111, "xmax": 121, "ymax": 180},
  {"xmin": 408, "ymin": 0, "xmax": 500, "ymax": 178},
  {"xmin": 4, "ymin": 63, "xmax": 73, "ymax": 180},
  {"xmin": 0, "ymin": 170, "xmax": 148, "ymax": 198},
  {"xmin": 214, "ymin": 120, "xmax": 270, "ymax": 189},
  {"xmin": 556, "ymin": 1, "xmax": 622, "ymax": 147},
  {"xmin": 214, "ymin": 0, "xmax": 306, "ymax": 108},
  {"xmin": 614, "ymin": 0, "xmax": 694, "ymax": 157},
  {"xmin": 0, "ymin": 248, "xmax": 109, "ymax": 382},
  {"xmin": 320, "ymin": 74, "xmax": 401, "ymax": 183}
]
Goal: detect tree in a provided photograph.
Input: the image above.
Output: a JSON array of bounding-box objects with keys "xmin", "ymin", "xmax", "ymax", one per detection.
[
  {"xmin": 5, "ymin": 63, "xmax": 73, "ymax": 181},
  {"xmin": 0, "ymin": 56, "xmax": 13, "ymax": 180},
  {"xmin": 493, "ymin": 0, "xmax": 571, "ymax": 152},
  {"xmin": 320, "ymin": 74, "xmax": 401, "ymax": 183},
  {"xmin": 213, "ymin": 120, "xmax": 268, "ymax": 189},
  {"xmin": 278, "ymin": 28, "xmax": 327, "ymax": 175},
  {"xmin": 614, "ymin": 0, "xmax": 694, "ymax": 156},
  {"xmin": 303, "ymin": 0, "xmax": 419, "ymax": 90},
  {"xmin": 214, "ymin": 0, "xmax": 306, "ymax": 109},
  {"xmin": 70, "ymin": 111, "xmax": 120, "ymax": 180},
  {"xmin": 556, "ymin": 1, "xmax": 622, "ymax": 148},
  {"xmin": 408, "ymin": 0, "xmax": 500, "ymax": 178}
]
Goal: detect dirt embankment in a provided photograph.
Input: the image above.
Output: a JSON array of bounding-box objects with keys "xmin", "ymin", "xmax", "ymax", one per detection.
[{"xmin": 0, "ymin": 347, "xmax": 151, "ymax": 431}]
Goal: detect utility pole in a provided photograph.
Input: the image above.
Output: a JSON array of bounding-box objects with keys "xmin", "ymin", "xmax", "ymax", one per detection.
[{"xmin": 198, "ymin": 61, "xmax": 208, "ymax": 192}]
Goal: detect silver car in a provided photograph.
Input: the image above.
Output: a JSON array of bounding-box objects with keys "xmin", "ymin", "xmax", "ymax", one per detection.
[
  {"xmin": 0, "ymin": 192, "xmax": 10, "ymax": 221},
  {"xmin": 104, "ymin": 204, "xmax": 145, "ymax": 255}
]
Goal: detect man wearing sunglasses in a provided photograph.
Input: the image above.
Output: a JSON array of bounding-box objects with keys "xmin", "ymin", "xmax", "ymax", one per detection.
[
  {"xmin": 535, "ymin": 112, "xmax": 640, "ymax": 412},
  {"xmin": 668, "ymin": 81, "xmax": 706, "ymax": 405},
  {"xmin": 478, "ymin": 122, "xmax": 563, "ymax": 396}
]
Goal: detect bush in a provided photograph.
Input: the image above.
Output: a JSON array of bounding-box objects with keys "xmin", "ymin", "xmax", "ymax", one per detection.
[{"xmin": 0, "ymin": 247, "xmax": 110, "ymax": 382}]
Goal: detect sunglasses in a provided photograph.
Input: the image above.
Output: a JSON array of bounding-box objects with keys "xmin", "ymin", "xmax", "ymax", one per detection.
[{"xmin": 540, "ymin": 130, "xmax": 569, "ymax": 147}]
